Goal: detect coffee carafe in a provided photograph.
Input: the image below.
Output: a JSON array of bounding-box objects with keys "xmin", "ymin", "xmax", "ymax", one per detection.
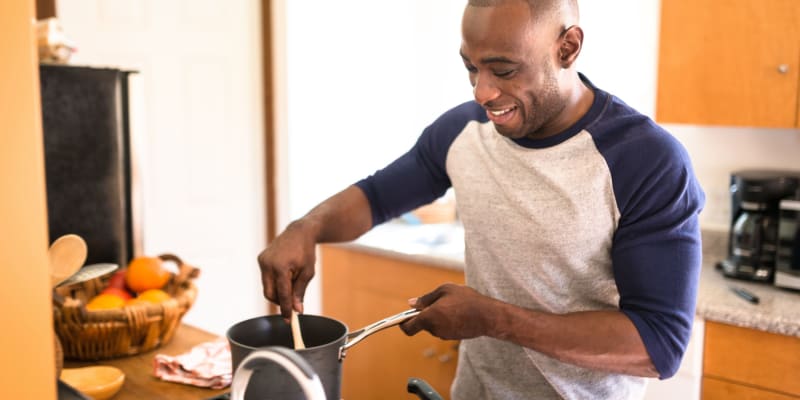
[{"xmin": 719, "ymin": 170, "xmax": 800, "ymax": 282}]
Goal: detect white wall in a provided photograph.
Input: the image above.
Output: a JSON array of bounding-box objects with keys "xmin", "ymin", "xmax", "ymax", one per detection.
[
  {"xmin": 284, "ymin": 0, "xmax": 471, "ymax": 222},
  {"xmin": 57, "ymin": 0, "xmax": 267, "ymax": 335}
]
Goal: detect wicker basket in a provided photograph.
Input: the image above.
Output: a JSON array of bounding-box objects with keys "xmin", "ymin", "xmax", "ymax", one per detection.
[{"xmin": 53, "ymin": 254, "xmax": 200, "ymax": 360}]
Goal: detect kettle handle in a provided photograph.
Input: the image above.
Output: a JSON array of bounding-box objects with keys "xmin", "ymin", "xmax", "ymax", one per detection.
[
  {"xmin": 230, "ymin": 347, "xmax": 326, "ymax": 400},
  {"xmin": 407, "ymin": 377, "xmax": 444, "ymax": 400}
]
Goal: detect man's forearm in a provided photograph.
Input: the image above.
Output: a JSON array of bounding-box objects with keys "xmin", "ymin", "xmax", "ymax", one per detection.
[
  {"xmin": 489, "ymin": 304, "xmax": 659, "ymax": 377},
  {"xmin": 296, "ymin": 185, "xmax": 373, "ymax": 243}
]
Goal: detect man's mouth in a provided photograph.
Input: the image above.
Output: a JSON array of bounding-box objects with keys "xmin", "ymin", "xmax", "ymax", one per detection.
[
  {"xmin": 486, "ymin": 106, "xmax": 517, "ymax": 124},
  {"xmin": 490, "ymin": 107, "xmax": 513, "ymax": 116}
]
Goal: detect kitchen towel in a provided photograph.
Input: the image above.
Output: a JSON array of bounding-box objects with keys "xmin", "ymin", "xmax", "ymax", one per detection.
[{"xmin": 153, "ymin": 338, "xmax": 232, "ymax": 389}]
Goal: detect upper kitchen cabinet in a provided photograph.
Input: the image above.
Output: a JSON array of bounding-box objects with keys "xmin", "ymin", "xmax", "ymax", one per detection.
[{"xmin": 655, "ymin": 0, "xmax": 800, "ymax": 128}]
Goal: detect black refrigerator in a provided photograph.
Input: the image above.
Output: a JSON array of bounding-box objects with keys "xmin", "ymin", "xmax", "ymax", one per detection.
[{"xmin": 39, "ymin": 64, "xmax": 138, "ymax": 269}]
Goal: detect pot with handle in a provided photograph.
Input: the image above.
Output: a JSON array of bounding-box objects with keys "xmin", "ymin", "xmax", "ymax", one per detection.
[{"xmin": 227, "ymin": 308, "xmax": 419, "ymax": 400}]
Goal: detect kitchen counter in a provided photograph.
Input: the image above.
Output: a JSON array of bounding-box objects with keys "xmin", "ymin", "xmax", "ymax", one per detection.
[
  {"xmin": 696, "ymin": 230, "xmax": 800, "ymax": 337},
  {"xmin": 63, "ymin": 324, "xmax": 228, "ymax": 400},
  {"xmin": 340, "ymin": 222, "xmax": 800, "ymax": 338},
  {"xmin": 342, "ymin": 221, "xmax": 466, "ymax": 271}
]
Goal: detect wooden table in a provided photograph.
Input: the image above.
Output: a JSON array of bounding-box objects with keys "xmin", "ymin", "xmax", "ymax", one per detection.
[{"xmin": 63, "ymin": 324, "xmax": 229, "ymax": 400}]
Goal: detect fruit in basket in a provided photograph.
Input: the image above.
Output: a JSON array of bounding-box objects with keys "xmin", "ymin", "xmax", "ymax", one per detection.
[
  {"xmin": 100, "ymin": 286, "xmax": 132, "ymax": 301},
  {"xmin": 98, "ymin": 269, "xmax": 133, "ymax": 300},
  {"xmin": 127, "ymin": 289, "xmax": 171, "ymax": 305},
  {"xmin": 86, "ymin": 293, "xmax": 126, "ymax": 310},
  {"xmin": 124, "ymin": 256, "xmax": 171, "ymax": 293},
  {"xmin": 107, "ymin": 269, "xmax": 127, "ymax": 290}
]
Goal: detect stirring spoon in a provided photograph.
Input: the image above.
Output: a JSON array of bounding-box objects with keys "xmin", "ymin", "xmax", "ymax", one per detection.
[{"xmin": 291, "ymin": 310, "xmax": 306, "ymax": 350}]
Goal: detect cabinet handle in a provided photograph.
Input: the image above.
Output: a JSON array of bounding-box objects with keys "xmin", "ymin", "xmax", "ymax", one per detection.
[
  {"xmin": 438, "ymin": 354, "xmax": 453, "ymax": 363},
  {"xmin": 778, "ymin": 64, "xmax": 789, "ymax": 74},
  {"xmin": 422, "ymin": 348, "xmax": 436, "ymax": 358}
]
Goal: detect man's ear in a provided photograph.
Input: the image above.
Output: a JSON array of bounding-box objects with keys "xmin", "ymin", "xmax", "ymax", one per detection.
[{"xmin": 558, "ymin": 25, "xmax": 583, "ymax": 68}]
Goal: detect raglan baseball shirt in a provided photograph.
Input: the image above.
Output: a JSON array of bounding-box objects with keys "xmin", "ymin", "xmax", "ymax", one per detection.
[{"xmin": 354, "ymin": 75, "xmax": 705, "ymax": 400}]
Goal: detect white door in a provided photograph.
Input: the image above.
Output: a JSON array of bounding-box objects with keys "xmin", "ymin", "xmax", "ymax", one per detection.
[{"xmin": 56, "ymin": 0, "xmax": 267, "ymax": 335}]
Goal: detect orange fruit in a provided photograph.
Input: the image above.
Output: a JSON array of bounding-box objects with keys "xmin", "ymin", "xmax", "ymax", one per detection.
[
  {"xmin": 125, "ymin": 256, "xmax": 171, "ymax": 293},
  {"xmin": 130, "ymin": 289, "xmax": 171, "ymax": 304},
  {"xmin": 86, "ymin": 293, "xmax": 126, "ymax": 310},
  {"xmin": 126, "ymin": 298, "xmax": 149, "ymax": 306}
]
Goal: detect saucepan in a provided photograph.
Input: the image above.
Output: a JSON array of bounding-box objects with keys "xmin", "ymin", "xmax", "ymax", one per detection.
[{"xmin": 227, "ymin": 309, "xmax": 421, "ymax": 400}]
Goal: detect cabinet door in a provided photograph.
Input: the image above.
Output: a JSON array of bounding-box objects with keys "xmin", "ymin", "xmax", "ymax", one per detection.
[
  {"xmin": 321, "ymin": 245, "xmax": 464, "ymax": 400},
  {"xmin": 656, "ymin": 0, "xmax": 800, "ymax": 128},
  {"xmin": 702, "ymin": 377, "xmax": 799, "ymax": 400},
  {"xmin": 703, "ymin": 321, "xmax": 800, "ymax": 397}
]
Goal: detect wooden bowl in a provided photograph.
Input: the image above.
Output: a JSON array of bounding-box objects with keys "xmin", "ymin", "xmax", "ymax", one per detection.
[{"xmin": 60, "ymin": 365, "xmax": 125, "ymax": 400}]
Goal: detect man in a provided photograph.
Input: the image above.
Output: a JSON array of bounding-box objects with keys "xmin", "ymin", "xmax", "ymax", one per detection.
[{"xmin": 258, "ymin": 0, "xmax": 705, "ymax": 398}]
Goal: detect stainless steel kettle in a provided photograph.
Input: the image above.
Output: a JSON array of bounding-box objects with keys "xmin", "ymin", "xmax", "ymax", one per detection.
[{"xmin": 230, "ymin": 347, "xmax": 326, "ymax": 400}]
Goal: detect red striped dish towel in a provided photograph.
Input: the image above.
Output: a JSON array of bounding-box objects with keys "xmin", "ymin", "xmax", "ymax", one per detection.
[{"xmin": 153, "ymin": 338, "xmax": 232, "ymax": 389}]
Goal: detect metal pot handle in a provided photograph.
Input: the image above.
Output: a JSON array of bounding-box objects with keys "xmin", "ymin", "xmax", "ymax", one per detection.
[
  {"xmin": 230, "ymin": 346, "xmax": 327, "ymax": 400},
  {"xmin": 339, "ymin": 308, "xmax": 421, "ymax": 360}
]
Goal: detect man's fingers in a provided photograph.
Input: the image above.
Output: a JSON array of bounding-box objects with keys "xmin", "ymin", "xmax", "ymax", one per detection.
[
  {"xmin": 292, "ymin": 267, "xmax": 313, "ymax": 314},
  {"xmin": 414, "ymin": 286, "xmax": 444, "ymax": 308},
  {"xmin": 292, "ymin": 284, "xmax": 305, "ymax": 314},
  {"xmin": 275, "ymin": 270, "xmax": 295, "ymax": 320},
  {"xmin": 258, "ymin": 253, "xmax": 276, "ymax": 303},
  {"xmin": 263, "ymin": 277, "xmax": 275, "ymax": 303},
  {"xmin": 400, "ymin": 317, "xmax": 423, "ymax": 336}
]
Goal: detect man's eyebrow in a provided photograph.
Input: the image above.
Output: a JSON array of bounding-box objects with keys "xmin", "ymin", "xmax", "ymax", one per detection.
[{"xmin": 459, "ymin": 51, "xmax": 516, "ymax": 65}]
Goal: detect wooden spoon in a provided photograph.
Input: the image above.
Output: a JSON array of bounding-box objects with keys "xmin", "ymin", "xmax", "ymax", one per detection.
[
  {"xmin": 49, "ymin": 234, "xmax": 88, "ymax": 288},
  {"xmin": 291, "ymin": 310, "xmax": 306, "ymax": 350}
]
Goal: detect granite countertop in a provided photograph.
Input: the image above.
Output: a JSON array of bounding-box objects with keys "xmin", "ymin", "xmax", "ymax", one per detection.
[
  {"xmin": 341, "ymin": 222, "xmax": 800, "ymax": 338},
  {"xmin": 697, "ymin": 230, "xmax": 800, "ymax": 337},
  {"xmin": 343, "ymin": 221, "xmax": 467, "ymax": 271}
]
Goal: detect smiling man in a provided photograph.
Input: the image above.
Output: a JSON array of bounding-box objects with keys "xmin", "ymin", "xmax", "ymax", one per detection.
[{"xmin": 258, "ymin": 0, "xmax": 705, "ymax": 399}]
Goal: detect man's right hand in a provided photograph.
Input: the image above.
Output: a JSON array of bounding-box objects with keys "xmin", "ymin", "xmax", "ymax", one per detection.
[
  {"xmin": 257, "ymin": 220, "xmax": 318, "ymax": 320},
  {"xmin": 256, "ymin": 185, "xmax": 374, "ymax": 320}
]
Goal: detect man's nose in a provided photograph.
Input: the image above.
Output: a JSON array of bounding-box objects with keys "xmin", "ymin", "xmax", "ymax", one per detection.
[{"xmin": 472, "ymin": 75, "xmax": 500, "ymax": 105}]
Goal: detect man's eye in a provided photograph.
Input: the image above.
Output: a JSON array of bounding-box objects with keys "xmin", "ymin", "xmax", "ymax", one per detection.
[
  {"xmin": 464, "ymin": 64, "xmax": 477, "ymax": 73},
  {"xmin": 494, "ymin": 70, "xmax": 514, "ymax": 78}
]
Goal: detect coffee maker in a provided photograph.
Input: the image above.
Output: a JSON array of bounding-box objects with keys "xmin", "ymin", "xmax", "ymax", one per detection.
[
  {"xmin": 719, "ymin": 170, "xmax": 800, "ymax": 282},
  {"xmin": 774, "ymin": 189, "xmax": 800, "ymax": 290}
]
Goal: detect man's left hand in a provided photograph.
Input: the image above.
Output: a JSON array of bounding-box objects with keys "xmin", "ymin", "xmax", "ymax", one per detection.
[{"xmin": 399, "ymin": 283, "xmax": 499, "ymax": 340}]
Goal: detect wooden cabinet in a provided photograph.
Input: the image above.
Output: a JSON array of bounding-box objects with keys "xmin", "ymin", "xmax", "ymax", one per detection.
[
  {"xmin": 320, "ymin": 244, "xmax": 464, "ymax": 400},
  {"xmin": 702, "ymin": 321, "xmax": 800, "ymax": 399},
  {"xmin": 656, "ymin": 0, "xmax": 800, "ymax": 128},
  {"xmin": 702, "ymin": 378, "xmax": 798, "ymax": 400}
]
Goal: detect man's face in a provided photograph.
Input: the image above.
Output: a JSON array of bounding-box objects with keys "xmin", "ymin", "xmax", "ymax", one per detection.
[{"xmin": 460, "ymin": 1, "xmax": 566, "ymax": 139}]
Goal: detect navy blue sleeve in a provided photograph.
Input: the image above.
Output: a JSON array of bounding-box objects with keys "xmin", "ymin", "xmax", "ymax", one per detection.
[
  {"xmin": 592, "ymin": 104, "xmax": 705, "ymax": 379},
  {"xmin": 355, "ymin": 101, "xmax": 479, "ymax": 226}
]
